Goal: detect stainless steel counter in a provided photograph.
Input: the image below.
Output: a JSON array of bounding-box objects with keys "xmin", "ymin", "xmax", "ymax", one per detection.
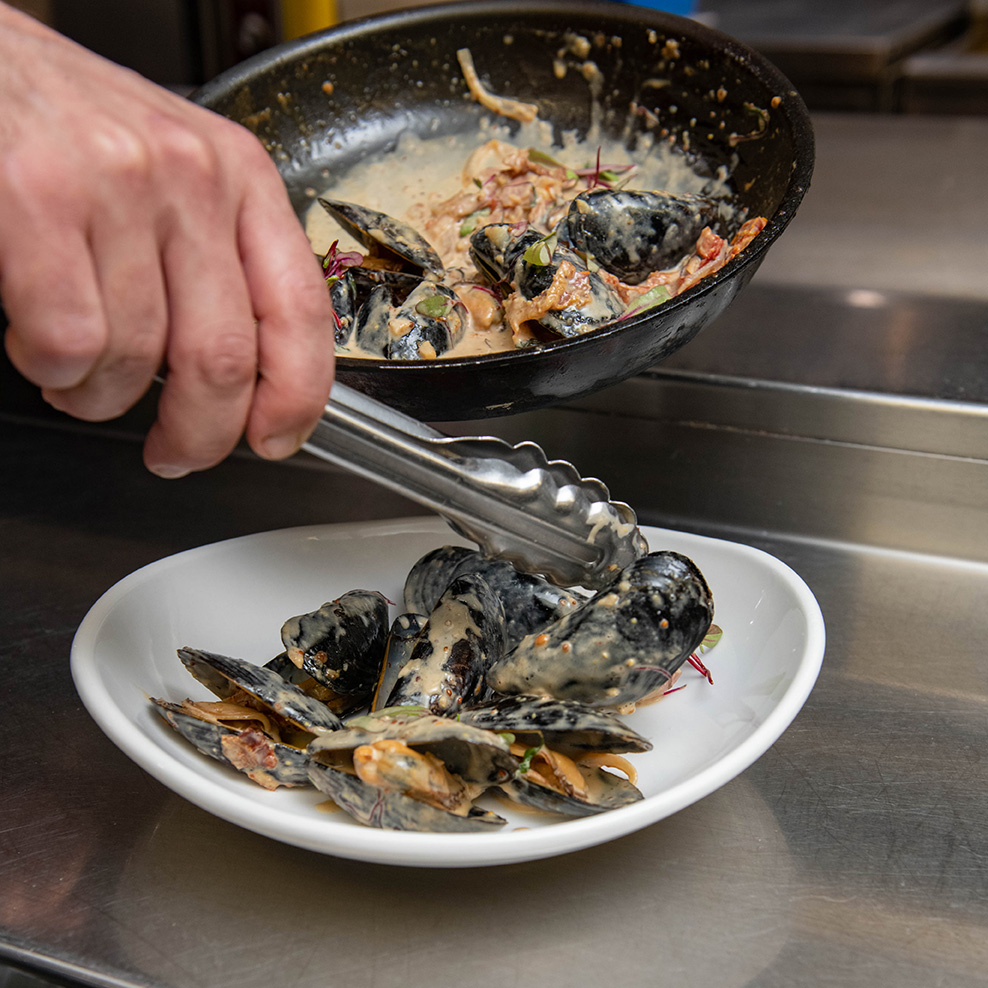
[{"xmin": 2, "ymin": 113, "xmax": 987, "ymax": 988}]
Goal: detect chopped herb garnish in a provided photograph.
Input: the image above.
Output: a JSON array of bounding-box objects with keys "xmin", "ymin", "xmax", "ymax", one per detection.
[
  {"xmin": 517, "ymin": 743, "xmax": 543, "ymax": 774},
  {"xmin": 415, "ymin": 293, "xmax": 453, "ymax": 319},
  {"xmin": 522, "ymin": 231, "xmax": 557, "ymax": 267},
  {"xmin": 527, "ymin": 148, "xmax": 564, "ymax": 168},
  {"xmin": 459, "ymin": 207, "xmax": 490, "ymax": 237},
  {"xmin": 621, "ymin": 285, "xmax": 671, "ymax": 319}
]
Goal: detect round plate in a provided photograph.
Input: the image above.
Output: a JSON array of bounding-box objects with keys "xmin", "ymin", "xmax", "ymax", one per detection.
[{"xmin": 71, "ymin": 517, "xmax": 825, "ymax": 867}]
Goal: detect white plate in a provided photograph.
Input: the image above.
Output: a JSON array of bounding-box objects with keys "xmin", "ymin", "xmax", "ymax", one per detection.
[{"xmin": 71, "ymin": 517, "xmax": 825, "ymax": 868}]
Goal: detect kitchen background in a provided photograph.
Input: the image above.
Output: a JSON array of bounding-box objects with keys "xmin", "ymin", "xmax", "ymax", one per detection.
[{"xmin": 8, "ymin": 0, "xmax": 988, "ymax": 114}]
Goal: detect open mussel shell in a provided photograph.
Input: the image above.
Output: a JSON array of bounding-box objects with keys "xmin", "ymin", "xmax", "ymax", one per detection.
[
  {"xmin": 308, "ymin": 709, "xmax": 516, "ymax": 787},
  {"xmin": 308, "ymin": 709, "xmax": 515, "ymax": 832},
  {"xmin": 402, "ymin": 545, "xmax": 580, "ymax": 651},
  {"xmin": 307, "ymin": 762, "xmax": 507, "ymax": 832},
  {"xmin": 280, "ymin": 589, "xmax": 390, "ymax": 701},
  {"xmin": 499, "ymin": 766, "xmax": 643, "ymax": 817},
  {"xmin": 370, "ymin": 612, "xmax": 426, "ymax": 712},
  {"xmin": 356, "ymin": 281, "xmax": 466, "ymax": 360},
  {"xmin": 178, "ymin": 647, "xmax": 342, "ymax": 733},
  {"xmin": 151, "ymin": 699, "xmax": 313, "ymax": 790},
  {"xmin": 487, "ymin": 550, "xmax": 713, "ymax": 708},
  {"xmin": 508, "ymin": 237, "xmax": 625, "ymax": 339},
  {"xmin": 317, "ymin": 197, "xmax": 444, "ymax": 279},
  {"xmin": 458, "ymin": 695, "xmax": 652, "ymax": 754}
]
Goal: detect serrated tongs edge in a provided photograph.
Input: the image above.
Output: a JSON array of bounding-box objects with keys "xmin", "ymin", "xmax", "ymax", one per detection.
[{"xmin": 302, "ymin": 383, "xmax": 648, "ymax": 588}]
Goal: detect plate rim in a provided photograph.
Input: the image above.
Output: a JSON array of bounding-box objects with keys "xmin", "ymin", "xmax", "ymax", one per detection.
[{"xmin": 71, "ymin": 517, "xmax": 826, "ymax": 867}]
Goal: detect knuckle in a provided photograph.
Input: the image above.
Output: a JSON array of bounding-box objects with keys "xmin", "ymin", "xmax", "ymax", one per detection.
[
  {"xmin": 183, "ymin": 331, "xmax": 258, "ymax": 392},
  {"xmin": 91, "ymin": 122, "xmax": 153, "ymax": 185},
  {"xmin": 17, "ymin": 314, "xmax": 107, "ymax": 370},
  {"xmin": 151, "ymin": 117, "xmax": 221, "ymax": 189}
]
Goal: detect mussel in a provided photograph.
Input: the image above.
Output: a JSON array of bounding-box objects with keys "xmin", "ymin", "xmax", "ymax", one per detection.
[
  {"xmin": 307, "ymin": 708, "xmax": 515, "ymax": 831},
  {"xmin": 369, "ymin": 612, "xmax": 425, "ymax": 712},
  {"xmin": 473, "ymin": 226, "xmax": 625, "ymax": 340},
  {"xmin": 486, "ymin": 551, "xmax": 713, "ymax": 709},
  {"xmin": 354, "ymin": 280, "xmax": 466, "ymax": 360},
  {"xmin": 402, "ymin": 545, "xmax": 580, "ymax": 651},
  {"xmin": 151, "ymin": 646, "xmax": 342, "ymax": 790},
  {"xmin": 385, "ymin": 573, "xmax": 506, "ymax": 714},
  {"xmin": 280, "ymin": 590, "xmax": 391, "ymax": 712},
  {"xmin": 317, "ymin": 198, "xmax": 444, "ymax": 279},
  {"xmin": 560, "ymin": 189, "xmax": 720, "ymax": 284},
  {"xmin": 460, "ymin": 694, "xmax": 650, "ymax": 817}
]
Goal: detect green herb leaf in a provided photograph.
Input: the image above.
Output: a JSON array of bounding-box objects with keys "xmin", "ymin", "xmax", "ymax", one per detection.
[
  {"xmin": 517, "ymin": 743, "xmax": 543, "ymax": 775},
  {"xmin": 497, "ymin": 731, "xmax": 516, "ymax": 745},
  {"xmin": 415, "ymin": 293, "xmax": 452, "ymax": 319},
  {"xmin": 522, "ymin": 231, "xmax": 557, "ymax": 267},
  {"xmin": 528, "ymin": 148, "xmax": 564, "ymax": 168},
  {"xmin": 459, "ymin": 207, "xmax": 490, "ymax": 237},
  {"xmin": 699, "ymin": 624, "xmax": 723, "ymax": 653},
  {"xmin": 622, "ymin": 285, "xmax": 671, "ymax": 319}
]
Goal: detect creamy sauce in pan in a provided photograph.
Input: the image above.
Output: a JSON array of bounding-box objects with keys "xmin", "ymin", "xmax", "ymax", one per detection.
[{"xmin": 304, "ymin": 120, "xmax": 741, "ymax": 360}]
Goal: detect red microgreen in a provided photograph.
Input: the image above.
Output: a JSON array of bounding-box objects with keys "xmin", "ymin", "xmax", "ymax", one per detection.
[
  {"xmin": 687, "ymin": 652, "xmax": 714, "ymax": 685},
  {"xmin": 321, "ymin": 240, "xmax": 363, "ymax": 281}
]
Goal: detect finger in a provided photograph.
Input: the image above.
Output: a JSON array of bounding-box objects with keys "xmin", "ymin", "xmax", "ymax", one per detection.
[
  {"xmin": 0, "ymin": 223, "xmax": 108, "ymax": 393},
  {"xmin": 39, "ymin": 184, "xmax": 169, "ymax": 421},
  {"xmin": 143, "ymin": 198, "xmax": 259, "ymax": 478},
  {"xmin": 236, "ymin": 158, "xmax": 336, "ymax": 461}
]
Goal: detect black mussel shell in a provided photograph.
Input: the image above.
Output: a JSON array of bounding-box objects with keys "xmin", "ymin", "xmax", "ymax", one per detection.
[
  {"xmin": 487, "ymin": 550, "xmax": 713, "ymax": 708},
  {"xmin": 177, "ymin": 647, "xmax": 342, "ymax": 733},
  {"xmin": 318, "ymin": 197, "xmax": 444, "ymax": 278},
  {"xmin": 354, "ymin": 281, "xmax": 465, "ymax": 360},
  {"xmin": 403, "ymin": 545, "xmax": 579, "ymax": 651},
  {"xmin": 307, "ymin": 762, "xmax": 506, "ymax": 832},
  {"xmin": 280, "ymin": 590, "xmax": 391, "ymax": 700},
  {"xmin": 370, "ymin": 612, "xmax": 426, "ymax": 712},
  {"xmin": 562, "ymin": 189, "xmax": 719, "ymax": 284},
  {"xmin": 459, "ymin": 695, "xmax": 651, "ymax": 753},
  {"xmin": 386, "ymin": 573, "xmax": 506, "ymax": 714},
  {"xmin": 152, "ymin": 699, "xmax": 314, "ymax": 789},
  {"xmin": 498, "ymin": 766, "xmax": 643, "ymax": 817},
  {"xmin": 509, "ymin": 236, "xmax": 625, "ymax": 339},
  {"xmin": 327, "ymin": 270, "xmax": 357, "ymax": 347}
]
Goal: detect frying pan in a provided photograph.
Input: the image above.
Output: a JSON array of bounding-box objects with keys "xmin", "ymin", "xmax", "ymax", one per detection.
[{"xmin": 193, "ymin": 0, "xmax": 814, "ymax": 421}]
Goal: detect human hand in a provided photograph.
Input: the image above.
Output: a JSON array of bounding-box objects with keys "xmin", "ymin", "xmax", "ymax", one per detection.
[{"xmin": 0, "ymin": 4, "xmax": 335, "ymax": 477}]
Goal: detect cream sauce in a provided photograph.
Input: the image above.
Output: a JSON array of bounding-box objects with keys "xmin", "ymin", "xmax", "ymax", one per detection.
[{"xmin": 305, "ymin": 120, "xmax": 736, "ymax": 360}]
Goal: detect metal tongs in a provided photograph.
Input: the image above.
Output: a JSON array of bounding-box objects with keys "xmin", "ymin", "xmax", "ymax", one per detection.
[{"xmin": 302, "ymin": 383, "xmax": 649, "ymax": 589}]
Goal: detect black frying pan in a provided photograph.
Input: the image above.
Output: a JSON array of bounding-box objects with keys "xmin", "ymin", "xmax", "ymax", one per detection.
[{"xmin": 193, "ymin": 0, "xmax": 814, "ymax": 421}]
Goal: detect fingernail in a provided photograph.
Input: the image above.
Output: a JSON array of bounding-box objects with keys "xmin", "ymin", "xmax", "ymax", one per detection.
[
  {"xmin": 149, "ymin": 463, "xmax": 191, "ymax": 479},
  {"xmin": 258, "ymin": 432, "xmax": 304, "ymax": 460}
]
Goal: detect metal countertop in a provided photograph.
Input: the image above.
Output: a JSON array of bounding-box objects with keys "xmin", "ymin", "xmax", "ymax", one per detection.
[{"xmin": 1, "ymin": 113, "xmax": 987, "ymax": 988}]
